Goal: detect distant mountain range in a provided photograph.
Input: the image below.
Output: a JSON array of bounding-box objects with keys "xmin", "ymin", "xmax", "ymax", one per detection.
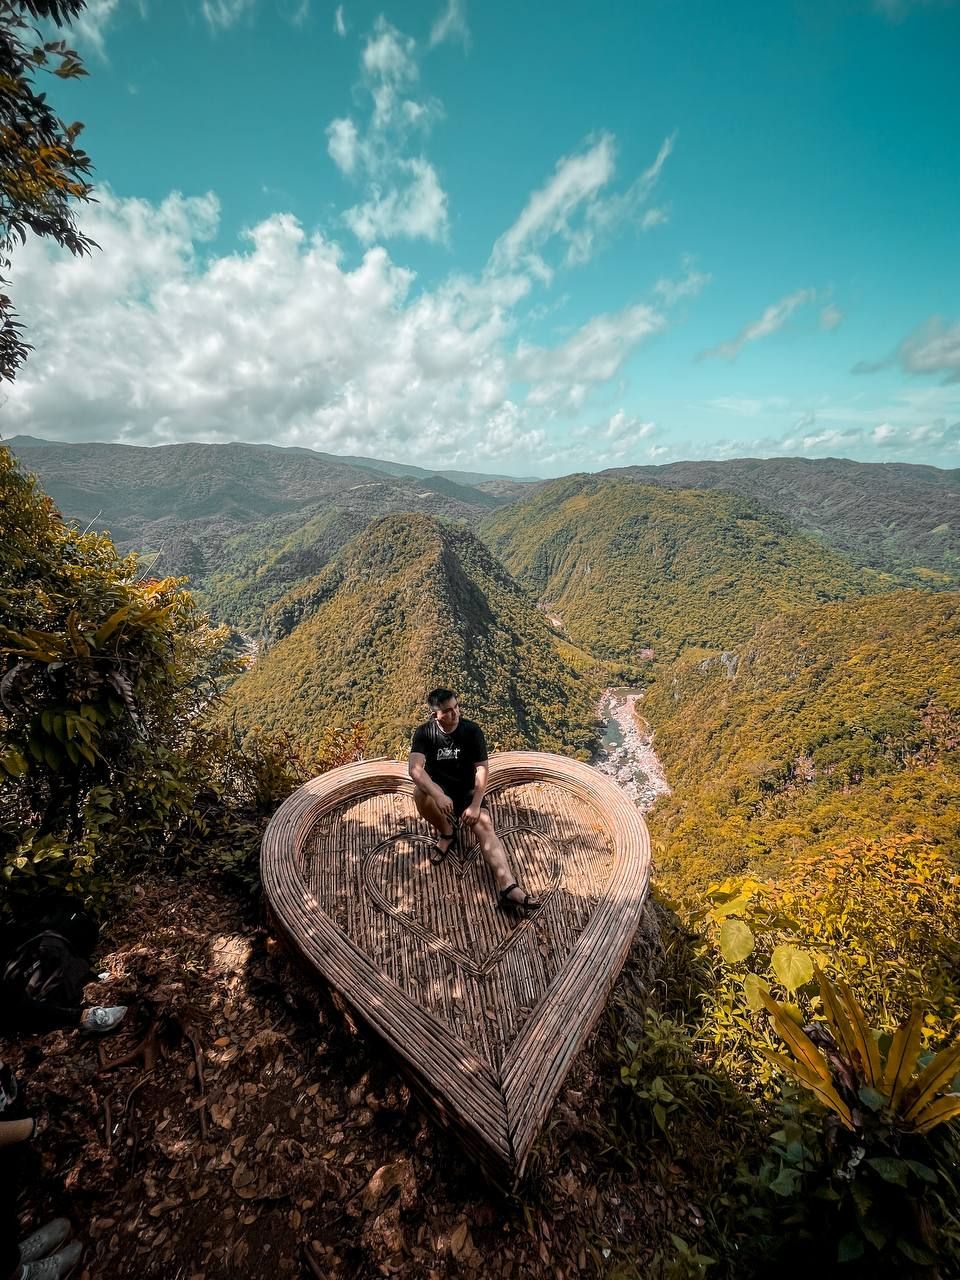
[
  {"xmin": 6, "ymin": 434, "xmax": 958, "ymax": 756},
  {"xmin": 4, "ymin": 436, "xmax": 526, "ymax": 625},
  {"xmin": 603, "ymin": 456, "xmax": 959, "ymax": 582}
]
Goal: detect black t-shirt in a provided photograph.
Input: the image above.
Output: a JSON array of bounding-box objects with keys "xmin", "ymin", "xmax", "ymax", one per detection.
[{"xmin": 410, "ymin": 717, "xmax": 488, "ymax": 797}]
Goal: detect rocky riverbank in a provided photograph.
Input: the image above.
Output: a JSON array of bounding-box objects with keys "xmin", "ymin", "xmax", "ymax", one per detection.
[{"xmin": 594, "ymin": 689, "xmax": 671, "ymax": 813}]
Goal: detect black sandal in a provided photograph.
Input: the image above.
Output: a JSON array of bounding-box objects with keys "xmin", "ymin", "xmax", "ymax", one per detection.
[
  {"xmin": 498, "ymin": 882, "xmax": 541, "ymax": 913},
  {"xmin": 430, "ymin": 819, "xmax": 459, "ymax": 865}
]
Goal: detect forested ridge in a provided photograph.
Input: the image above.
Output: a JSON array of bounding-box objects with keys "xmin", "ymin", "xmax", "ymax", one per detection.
[
  {"xmin": 218, "ymin": 512, "xmax": 601, "ymax": 758},
  {"xmin": 603, "ymin": 455, "xmax": 960, "ymax": 584},
  {"xmin": 480, "ymin": 473, "xmax": 880, "ymax": 668},
  {"xmin": 645, "ymin": 589, "xmax": 960, "ymax": 898},
  {"xmin": 3, "ymin": 437, "xmax": 508, "ymax": 622}
]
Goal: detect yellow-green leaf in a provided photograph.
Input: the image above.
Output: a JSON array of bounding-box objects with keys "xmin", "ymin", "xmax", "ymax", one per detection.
[
  {"xmin": 720, "ymin": 919, "xmax": 754, "ymax": 964},
  {"xmin": 882, "ymin": 1003, "xmax": 925, "ymax": 1110},
  {"xmin": 771, "ymin": 945, "xmax": 813, "ymax": 993}
]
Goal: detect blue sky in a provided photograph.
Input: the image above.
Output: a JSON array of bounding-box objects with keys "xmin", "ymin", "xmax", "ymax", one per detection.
[{"xmin": 4, "ymin": 0, "xmax": 959, "ymax": 475}]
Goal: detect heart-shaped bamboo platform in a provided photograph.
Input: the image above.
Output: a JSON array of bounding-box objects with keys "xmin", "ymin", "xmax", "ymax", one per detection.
[{"xmin": 261, "ymin": 751, "xmax": 651, "ymax": 1184}]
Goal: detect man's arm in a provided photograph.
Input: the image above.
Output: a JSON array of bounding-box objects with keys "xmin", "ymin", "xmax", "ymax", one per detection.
[
  {"xmin": 462, "ymin": 760, "xmax": 489, "ymax": 826},
  {"xmin": 408, "ymin": 751, "xmax": 453, "ymax": 812}
]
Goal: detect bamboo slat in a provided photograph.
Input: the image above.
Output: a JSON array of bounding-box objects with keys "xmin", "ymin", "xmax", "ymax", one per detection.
[{"xmin": 261, "ymin": 751, "xmax": 650, "ymax": 1184}]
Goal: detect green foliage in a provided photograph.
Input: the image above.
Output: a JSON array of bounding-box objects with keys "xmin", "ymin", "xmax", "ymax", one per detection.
[
  {"xmin": 645, "ymin": 590, "xmax": 960, "ymax": 897},
  {"xmin": 481, "ymin": 475, "xmax": 874, "ymax": 671},
  {"xmin": 219, "ymin": 512, "xmax": 603, "ymax": 758},
  {"xmin": 175, "ymin": 720, "xmax": 368, "ymax": 893},
  {"xmin": 1, "ymin": 0, "xmax": 95, "ymax": 380},
  {"xmin": 748, "ymin": 973, "xmax": 960, "ymax": 1272},
  {"xmin": 0, "ymin": 444, "xmax": 236, "ymax": 911}
]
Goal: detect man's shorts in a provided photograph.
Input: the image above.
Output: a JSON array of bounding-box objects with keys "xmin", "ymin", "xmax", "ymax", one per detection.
[{"xmin": 448, "ymin": 787, "xmax": 489, "ymax": 818}]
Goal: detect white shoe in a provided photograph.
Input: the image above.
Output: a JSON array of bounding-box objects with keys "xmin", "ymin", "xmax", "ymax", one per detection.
[
  {"xmin": 18, "ymin": 1218, "xmax": 71, "ymax": 1265},
  {"xmin": 79, "ymin": 1005, "xmax": 128, "ymax": 1034},
  {"xmin": 20, "ymin": 1241, "xmax": 82, "ymax": 1279}
]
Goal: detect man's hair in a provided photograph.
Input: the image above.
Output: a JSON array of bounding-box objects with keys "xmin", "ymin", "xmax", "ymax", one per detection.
[{"xmin": 426, "ymin": 687, "xmax": 457, "ymax": 709}]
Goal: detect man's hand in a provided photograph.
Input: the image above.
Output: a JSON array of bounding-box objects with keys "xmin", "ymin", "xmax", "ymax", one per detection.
[
  {"xmin": 461, "ymin": 803, "xmax": 481, "ymax": 827},
  {"xmin": 435, "ymin": 792, "xmax": 455, "ymax": 817}
]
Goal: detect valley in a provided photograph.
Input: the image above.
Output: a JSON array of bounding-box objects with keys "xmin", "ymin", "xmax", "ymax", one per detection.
[{"xmin": 3, "ymin": 436, "xmax": 959, "ymax": 1279}]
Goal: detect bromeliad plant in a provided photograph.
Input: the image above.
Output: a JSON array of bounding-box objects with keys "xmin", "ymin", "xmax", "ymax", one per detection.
[{"xmin": 758, "ymin": 968, "xmax": 960, "ymax": 1270}]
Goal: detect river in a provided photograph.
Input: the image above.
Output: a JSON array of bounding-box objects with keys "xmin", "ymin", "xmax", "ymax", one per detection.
[{"xmin": 593, "ymin": 687, "xmax": 671, "ymax": 813}]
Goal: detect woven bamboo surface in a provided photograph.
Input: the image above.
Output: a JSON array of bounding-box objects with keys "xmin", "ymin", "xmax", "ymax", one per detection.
[{"xmin": 261, "ymin": 751, "xmax": 650, "ymax": 1183}]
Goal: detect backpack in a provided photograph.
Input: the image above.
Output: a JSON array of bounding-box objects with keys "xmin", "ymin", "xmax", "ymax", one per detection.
[{"xmin": 1, "ymin": 931, "xmax": 95, "ymax": 1034}]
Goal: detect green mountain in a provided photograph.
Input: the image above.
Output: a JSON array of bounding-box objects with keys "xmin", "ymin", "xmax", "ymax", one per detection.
[
  {"xmin": 3, "ymin": 438, "xmax": 512, "ymax": 622},
  {"xmin": 219, "ymin": 513, "xmax": 601, "ymax": 757},
  {"xmin": 643, "ymin": 589, "xmax": 960, "ymax": 898},
  {"xmin": 602, "ymin": 456, "xmax": 960, "ymax": 584},
  {"xmin": 480, "ymin": 475, "xmax": 877, "ymax": 670}
]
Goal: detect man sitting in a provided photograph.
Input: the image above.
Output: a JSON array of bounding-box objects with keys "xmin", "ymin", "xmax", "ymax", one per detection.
[{"xmin": 407, "ymin": 688, "xmax": 540, "ymax": 913}]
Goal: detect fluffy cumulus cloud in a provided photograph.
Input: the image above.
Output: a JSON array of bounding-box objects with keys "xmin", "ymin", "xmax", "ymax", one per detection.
[
  {"xmin": 2, "ymin": 188, "xmax": 657, "ymax": 467},
  {"xmin": 491, "ymin": 131, "xmax": 676, "ymax": 279},
  {"xmin": 853, "ymin": 316, "xmax": 960, "ymax": 383},
  {"xmin": 343, "ymin": 157, "xmax": 449, "ymax": 244},
  {"xmin": 327, "ymin": 17, "xmax": 450, "ymax": 244},
  {"xmin": 699, "ymin": 288, "xmax": 816, "ymax": 361}
]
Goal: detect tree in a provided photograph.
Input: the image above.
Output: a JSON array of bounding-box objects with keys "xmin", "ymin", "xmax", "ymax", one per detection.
[{"xmin": 1, "ymin": 0, "xmax": 95, "ymax": 381}]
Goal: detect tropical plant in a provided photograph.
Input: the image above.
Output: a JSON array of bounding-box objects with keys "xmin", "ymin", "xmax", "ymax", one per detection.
[
  {"xmin": 0, "ymin": 445, "xmax": 235, "ymax": 910},
  {"xmin": 1, "ymin": 0, "xmax": 96, "ymax": 380},
  {"xmin": 757, "ymin": 970, "xmax": 960, "ymax": 1270}
]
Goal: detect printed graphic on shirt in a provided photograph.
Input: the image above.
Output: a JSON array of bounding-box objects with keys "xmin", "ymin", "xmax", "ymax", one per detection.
[{"xmin": 437, "ymin": 746, "xmax": 460, "ymax": 761}]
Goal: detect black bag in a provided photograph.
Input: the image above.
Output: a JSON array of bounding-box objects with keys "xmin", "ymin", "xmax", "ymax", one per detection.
[{"xmin": 0, "ymin": 930, "xmax": 95, "ymax": 1034}]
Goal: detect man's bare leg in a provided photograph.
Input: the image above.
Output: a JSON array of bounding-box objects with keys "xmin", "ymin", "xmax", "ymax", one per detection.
[
  {"xmin": 468, "ymin": 811, "xmax": 540, "ymax": 908},
  {"xmin": 412, "ymin": 786, "xmax": 456, "ymax": 850}
]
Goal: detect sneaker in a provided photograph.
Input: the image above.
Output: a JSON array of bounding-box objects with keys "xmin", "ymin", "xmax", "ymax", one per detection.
[
  {"xmin": 79, "ymin": 1005, "xmax": 128, "ymax": 1034},
  {"xmin": 18, "ymin": 1219, "xmax": 71, "ymax": 1265},
  {"xmin": 20, "ymin": 1241, "xmax": 82, "ymax": 1279}
]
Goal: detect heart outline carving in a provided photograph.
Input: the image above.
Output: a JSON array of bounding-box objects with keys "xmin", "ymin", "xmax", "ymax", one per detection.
[{"xmin": 361, "ymin": 827, "xmax": 563, "ymax": 978}]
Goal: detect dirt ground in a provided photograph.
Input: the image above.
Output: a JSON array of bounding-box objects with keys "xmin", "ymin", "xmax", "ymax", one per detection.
[{"xmin": 7, "ymin": 877, "xmax": 702, "ymax": 1279}]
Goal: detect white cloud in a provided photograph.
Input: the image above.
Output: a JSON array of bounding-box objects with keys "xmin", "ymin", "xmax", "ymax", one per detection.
[
  {"xmin": 202, "ymin": 0, "xmax": 256, "ymax": 30},
  {"xmin": 327, "ymin": 118, "xmax": 360, "ymax": 175},
  {"xmin": 430, "ymin": 0, "xmax": 470, "ymax": 48},
  {"xmin": 516, "ymin": 303, "xmax": 665, "ymax": 409},
  {"xmin": 328, "ymin": 17, "xmax": 450, "ymax": 245},
  {"xmin": 705, "ymin": 395, "xmax": 789, "ymax": 417},
  {"xmin": 854, "ymin": 316, "xmax": 960, "ymax": 384},
  {"xmin": 653, "ymin": 255, "xmax": 711, "ymax": 306},
  {"xmin": 3, "ymin": 189, "xmax": 661, "ymax": 469},
  {"xmin": 641, "ymin": 207, "xmax": 669, "ymax": 231},
  {"xmin": 343, "ymin": 157, "xmax": 449, "ymax": 244},
  {"xmin": 59, "ymin": 0, "xmax": 129, "ymax": 56},
  {"xmin": 699, "ymin": 288, "xmax": 816, "ymax": 361},
  {"xmin": 604, "ymin": 409, "xmax": 655, "ymax": 441},
  {"xmin": 492, "ymin": 131, "xmax": 675, "ymax": 274},
  {"xmin": 820, "ymin": 303, "xmax": 843, "ymax": 331},
  {"xmin": 334, "ymin": 3, "xmax": 346, "ymax": 35}
]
